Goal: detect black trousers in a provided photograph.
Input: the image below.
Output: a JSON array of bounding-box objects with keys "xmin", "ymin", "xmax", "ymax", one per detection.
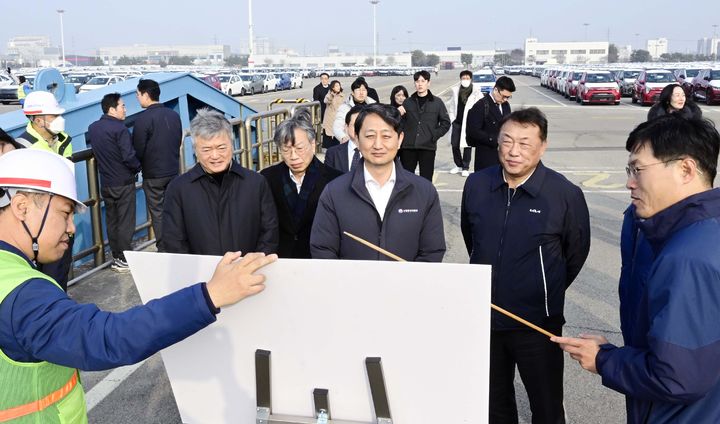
[
  {"xmin": 102, "ymin": 183, "xmax": 136, "ymax": 260},
  {"xmin": 489, "ymin": 326, "xmax": 565, "ymax": 424},
  {"xmin": 142, "ymin": 176, "xmax": 174, "ymax": 251},
  {"xmin": 451, "ymin": 121, "xmax": 472, "ymax": 170},
  {"xmin": 399, "ymin": 149, "xmax": 436, "ymax": 181}
]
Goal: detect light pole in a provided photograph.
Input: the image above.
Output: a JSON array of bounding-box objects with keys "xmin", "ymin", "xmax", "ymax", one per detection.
[
  {"xmin": 634, "ymin": 33, "xmax": 640, "ymax": 51},
  {"xmin": 57, "ymin": 9, "xmax": 66, "ymax": 67},
  {"xmin": 407, "ymin": 30, "xmax": 412, "ymax": 53},
  {"xmin": 370, "ymin": 0, "xmax": 379, "ymax": 67},
  {"xmin": 583, "ymin": 23, "xmax": 589, "ymax": 41},
  {"xmin": 248, "ymin": 0, "xmax": 255, "ymax": 68}
]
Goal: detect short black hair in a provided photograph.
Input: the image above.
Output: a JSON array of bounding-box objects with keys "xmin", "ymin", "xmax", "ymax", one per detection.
[
  {"xmin": 101, "ymin": 93, "xmax": 122, "ymax": 114},
  {"xmin": 626, "ymin": 115, "xmax": 720, "ymax": 185},
  {"xmin": 320, "ymin": 72, "xmax": 329, "ymax": 78},
  {"xmin": 137, "ymin": 79, "xmax": 160, "ymax": 101},
  {"xmin": 354, "ymin": 103, "xmax": 403, "ymax": 136},
  {"xmin": 390, "ymin": 85, "xmax": 409, "ymax": 108},
  {"xmin": 495, "ymin": 76, "xmax": 516, "ymax": 92},
  {"xmin": 502, "ymin": 107, "xmax": 548, "ymax": 142},
  {"xmin": 414, "ymin": 70, "xmax": 431, "ymax": 81},
  {"xmin": 351, "ymin": 78, "xmax": 368, "ymax": 92},
  {"xmin": 459, "ymin": 70, "xmax": 472, "ymax": 79},
  {"xmin": 18, "ymin": 76, "xmax": 26, "ymax": 83},
  {"xmin": 345, "ymin": 104, "xmax": 366, "ymax": 125}
]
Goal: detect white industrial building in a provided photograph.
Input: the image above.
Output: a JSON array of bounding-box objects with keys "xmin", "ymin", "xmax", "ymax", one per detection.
[
  {"xmin": 6, "ymin": 35, "xmax": 61, "ymax": 66},
  {"xmin": 697, "ymin": 37, "xmax": 720, "ymax": 57},
  {"xmin": 424, "ymin": 49, "xmax": 497, "ymax": 68},
  {"xmin": 524, "ymin": 38, "xmax": 610, "ymax": 65},
  {"xmin": 248, "ymin": 53, "xmax": 411, "ymax": 68},
  {"xmin": 97, "ymin": 44, "xmax": 231, "ymax": 65},
  {"xmin": 647, "ymin": 38, "xmax": 668, "ymax": 59}
]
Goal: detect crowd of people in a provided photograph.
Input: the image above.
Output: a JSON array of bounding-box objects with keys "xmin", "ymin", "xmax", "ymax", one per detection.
[{"xmin": 0, "ymin": 71, "xmax": 719, "ymax": 424}]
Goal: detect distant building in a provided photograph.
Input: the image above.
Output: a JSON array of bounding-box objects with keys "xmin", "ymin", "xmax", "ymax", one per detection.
[
  {"xmin": 524, "ymin": 38, "xmax": 610, "ymax": 65},
  {"xmin": 97, "ymin": 44, "xmax": 231, "ymax": 65},
  {"xmin": 6, "ymin": 35, "xmax": 61, "ymax": 66},
  {"xmin": 697, "ymin": 37, "xmax": 720, "ymax": 57},
  {"xmin": 647, "ymin": 38, "xmax": 668, "ymax": 59},
  {"xmin": 248, "ymin": 53, "xmax": 411, "ymax": 68},
  {"xmin": 424, "ymin": 49, "xmax": 496, "ymax": 68}
]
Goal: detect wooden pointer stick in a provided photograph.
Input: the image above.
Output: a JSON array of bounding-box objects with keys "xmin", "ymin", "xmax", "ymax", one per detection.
[{"xmin": 343, "ymin": 231, "xmax": 558, "ymax": 338}]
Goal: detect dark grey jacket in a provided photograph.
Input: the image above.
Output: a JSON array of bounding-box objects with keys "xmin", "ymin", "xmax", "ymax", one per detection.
[
  {"xmin": 310, "ymin": 159, "xmax": 446, "ymax": 261},
  {"xmin": 400, "ymin": 91, "xmax": 451, "ymax": 151}
]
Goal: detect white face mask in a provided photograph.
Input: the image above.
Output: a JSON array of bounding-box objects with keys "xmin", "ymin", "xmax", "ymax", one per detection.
[
  {"xmin": 47, "ymin": 116, "xmax": 65, "ymax": 135},
  {"xmin": 460, "ymin": 80, "xmax": 472, "ymax": 88}
]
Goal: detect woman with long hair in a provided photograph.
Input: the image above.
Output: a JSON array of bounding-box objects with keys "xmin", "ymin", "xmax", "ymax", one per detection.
[{"xmin": 647, "ymin": 83, "xmax": 702, "ymax": 121}]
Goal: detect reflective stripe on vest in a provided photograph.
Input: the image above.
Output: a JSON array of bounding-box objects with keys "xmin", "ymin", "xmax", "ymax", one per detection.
[
  {"xmin": 16, "ymin": 85, "xmax": 26, "ymax": 101},
  {"xmin": 0, "ymin": 372, "xmax": 78, "ymax": 422},
  {"xmin": 20, "ymin": 122, "xmax": 73, "ymax": 158},
  {"xmin": 0, "ymin": 249, "xmax": 87, "ymax": 424}
]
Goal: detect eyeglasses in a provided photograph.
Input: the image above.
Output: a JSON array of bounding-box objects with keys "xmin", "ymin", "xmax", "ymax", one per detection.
[
  {"xmin": 625, "ymin": 158, "xmax": 680, "ymax": 178},
  {"xmin": 280, "ymin": 143, "xmax": 311, "ymax": 156},
  {"xmin": 495, "ymin": 89, "xmax": 512, "ymax": 100}
]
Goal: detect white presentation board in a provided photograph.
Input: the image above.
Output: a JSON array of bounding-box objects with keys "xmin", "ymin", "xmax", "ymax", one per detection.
[{"xmin": 126, "ymin": 252, "xmax": 491, "ymax": 423}]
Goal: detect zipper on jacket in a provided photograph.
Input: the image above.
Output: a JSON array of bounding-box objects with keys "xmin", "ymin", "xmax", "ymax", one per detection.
[
  {"xmin": 539, "ymin": 245, "xmax": 550, "ymax": 317},
  {"xmin": 495, "ymin": 188, "xmax": 517, "ymax": 297}
]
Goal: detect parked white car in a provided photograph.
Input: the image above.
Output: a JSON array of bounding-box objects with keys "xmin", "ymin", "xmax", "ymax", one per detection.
[
  {"xmin": 290, "ymin": 72, "xmax": 303, "ymax": 89},
  {"xmin": 262, "ymin": 73, "xmax": 278, "ymax": 92},
  {"xmin": 79, "ymin": 75, "xmax": 124, "ymax": 93}
]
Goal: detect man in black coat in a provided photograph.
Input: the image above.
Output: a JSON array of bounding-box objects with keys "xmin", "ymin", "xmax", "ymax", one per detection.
[
  {"xmin": 398, "ymin": 70, "xmax": 451, "ymax": 181},
  {"xmin": 261, "ymin": 116, "xmax": 342, "ymax": 258},
  {"xmin": 132, "ymin": 79, "xmax": 183, "ymax": 250},
  {"xmin": 311, "ymin": 104, "xmax": 446, "ymax": 262},
  {"xmin": 162, "ymin": 109, "xmax": 278, "ymax": 255},
  {"xmin": 461, "ymin": 108, "xmax": 590, "ymax": 424},
  {"xmin": 87, "ymin": 93, "xmax": 141, "ymax": 272},
  {"xmin": 465, "ymin": 76, "xmax": 516, "ymax": 172},
  {"xmin": 313, "ymin": 73, "xmax": 332, "ymax": 147},
  {"xmin": 324, "ymin": 105, "xmax": 364, "ymax": 173}
]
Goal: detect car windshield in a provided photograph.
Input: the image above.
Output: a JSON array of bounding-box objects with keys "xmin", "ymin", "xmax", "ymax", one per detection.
[
  {"xmin": 66, "ymin": 76, "xmax": 88, "ymax": 83},
  {"xmin": 711, "ymin": 71, "xmax": 720, "ymax": 80},
  {"xmin": 87, "ymin": 77, "xmax": 109, "ymax": 85},
  {"xmin": 586, "ymin": 73, "xmax": 614, "ymax": 83},
  {"xmin": 646, "ymin": 73, "xmax": 673, "ymax": 82},
  {"xmin": 685, "ymin": 69, "xmax": 700, "ymax": 78},
  {"xmin": 218, "ymin": 76, "xmax": 231, "ymax": 82},
  {"xmin": 240, "ymin": 75, "xmax": 253, "ymax": 81},
  {"xmin": 624, "ymin": 71, "xmax": 640, "ymax": 79},
  {"xmin": 473, "ymin": 74, "xmax": 495, "ymax": 83}
]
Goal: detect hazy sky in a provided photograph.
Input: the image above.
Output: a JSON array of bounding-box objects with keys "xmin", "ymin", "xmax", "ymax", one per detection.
[{"xmin": 2, "ymin": 0, "xmax": 718, "ymax": 55}]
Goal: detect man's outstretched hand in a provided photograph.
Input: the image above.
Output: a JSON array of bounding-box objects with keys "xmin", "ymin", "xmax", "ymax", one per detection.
[{"xmin": 206, "ymin": 252, "xmax": 278, "ymax": 309}]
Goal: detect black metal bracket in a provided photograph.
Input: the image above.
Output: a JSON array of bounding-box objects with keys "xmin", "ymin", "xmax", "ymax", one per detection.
[
  {"xmin": 365, "ymin": 357, "xmax": 392, "ymax": 423},
  {"xmin": 313, "ymin": 388, "xmax": 330, "ymax": 419}
]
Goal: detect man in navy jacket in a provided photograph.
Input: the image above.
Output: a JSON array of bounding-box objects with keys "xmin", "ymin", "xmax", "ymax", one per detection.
[
  {"xmin": 132, "ymin": 79, "xmax": 182, "ymax": 251},
  {"xmin": 461, "ymin": 107, "xmax": 590, "ymax": 423},
  {"xmin": 554, "ymin": 116, "xmax": 720, "ymax": 423},
  {"xmin": 87, "ymin": 93, "xmax": 140, "ymax": 272},
  {"xmin": 311, "ymin": 104, "xmax": 445, "ymax": 262},
  {"xmin": 162, "ymin": 109, "xmax": 278, "ymax": 256}
]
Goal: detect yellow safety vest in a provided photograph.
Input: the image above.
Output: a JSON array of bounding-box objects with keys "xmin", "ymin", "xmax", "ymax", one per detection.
[
  {"xmin": 16, "ymin": 122, "xmax": 73, "ymax": 158},
  {"xmin": 0, "ymin": 249, "xmax": 87, "ymax": 423}
]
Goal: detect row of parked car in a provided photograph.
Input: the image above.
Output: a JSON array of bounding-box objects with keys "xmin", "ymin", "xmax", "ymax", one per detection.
[
  {"xmin": 540, "ymin": 64, "xmax": 720, "ymax": 106},
  {"xmin": 216, "ymin": 71, "xmax": 303, "ymax": 97}
]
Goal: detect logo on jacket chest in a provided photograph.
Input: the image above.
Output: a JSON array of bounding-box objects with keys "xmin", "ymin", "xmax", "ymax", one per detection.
[
  {"xmin": 398, "ymin": 208, "xmax": 419, "ymax": 214},
  {"xmin": 529, "ymin": 208, "xmax": 541, "ymax": 214}
]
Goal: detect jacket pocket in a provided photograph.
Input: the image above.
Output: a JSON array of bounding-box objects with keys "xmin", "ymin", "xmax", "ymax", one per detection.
[{"xmin": 539, "ymin": 245, "xmax": 549, "ymax": 317}]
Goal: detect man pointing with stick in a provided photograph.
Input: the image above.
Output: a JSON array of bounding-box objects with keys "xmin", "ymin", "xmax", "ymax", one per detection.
[
  {"xmin": 554, "ymin": 116, "xmax": 720, "ymax": 424},
  {"xmin": 461, "ymin": 108, "xmax": 590, "ymax": 424}
]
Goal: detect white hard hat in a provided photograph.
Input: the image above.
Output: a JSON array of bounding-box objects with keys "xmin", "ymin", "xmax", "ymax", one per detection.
[
  {"xmin": 0, "ymin": 149, "xmax": 85, "ymax": 212},
  {"xmin": 23, "ymin": 91, "xmax": 65, "ymax": 116}
]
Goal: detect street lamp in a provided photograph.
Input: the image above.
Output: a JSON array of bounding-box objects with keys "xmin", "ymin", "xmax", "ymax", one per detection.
[
  {"xmin": 57, "ymin": 9, "xmax": 66, "ymax": 67},
  {"xmin": 583, "ymin": 23, "xmax": 589, "ymax": 41},
  {"xmin": 370, "ymin": 0, "xmax": 379, "ymax": 67}
]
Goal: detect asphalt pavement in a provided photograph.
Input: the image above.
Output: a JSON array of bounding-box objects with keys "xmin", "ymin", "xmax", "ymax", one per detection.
[{"xmin": 59, "ymin": 72, "xmax": 719, "ymax": 423}]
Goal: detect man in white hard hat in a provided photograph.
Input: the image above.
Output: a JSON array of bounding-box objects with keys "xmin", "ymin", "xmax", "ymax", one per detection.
[
  {"xmin": 15, "ymin": 91, "xmax": 73, "ymax": 158},
  {"xmin": 14, "ymin": 90, "xmax": 74, "ymax": 288},
  {"xmin": 0, "ymin": 148, "xmax": 277, "ymax": 423}
]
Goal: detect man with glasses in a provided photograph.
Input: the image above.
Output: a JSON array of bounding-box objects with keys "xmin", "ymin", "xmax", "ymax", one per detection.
[
  {"xmin": 161, "ymin": 109, "xmax": 278, "ymax": 255},
  {"xmin": 261, "ymin": 114, "xmax": 342, "ymax": 258},
  {"xmin": 461, "ymin": 108, "xmax": 590, "ymax": 424},
  {"xmin": 466, "ymin": 75, "xmax": 516, "ymax": 172},
  {"xmin": 554, "ymin": 116, "xmax": 720, "ymax": 424}
]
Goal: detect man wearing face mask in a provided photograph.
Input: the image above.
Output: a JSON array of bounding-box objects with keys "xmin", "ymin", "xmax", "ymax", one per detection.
[
  {"xmin": 14, "ymin": 91, "xmax": 75, "ymax": 290},
  {"xmin": 15, "ymin": 91, "xmax": 72, "ymax": 159}
]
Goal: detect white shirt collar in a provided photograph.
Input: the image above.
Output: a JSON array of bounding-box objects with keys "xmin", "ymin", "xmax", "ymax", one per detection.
[
  {"xmin": 364, "ymin": 162, "xmax": 396, "ymax": 186},
  {"xmin": 288, "ymin": 168, "xmax": 303, "ymax": 193}
]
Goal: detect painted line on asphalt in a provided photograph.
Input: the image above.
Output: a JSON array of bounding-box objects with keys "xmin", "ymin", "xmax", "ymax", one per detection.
[
  {"xmin": 85, "ymin": 360, "xmax": 146, "ymax": 412},
  {"xmin": 516, "ymin": 81, "xmax": 568, "ymax": 107}
]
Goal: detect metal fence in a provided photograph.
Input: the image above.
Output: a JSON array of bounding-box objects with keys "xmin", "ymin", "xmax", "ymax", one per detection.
[{"xmin": 69, "ymin": 100, "xmax": 321, "ymax": 285}]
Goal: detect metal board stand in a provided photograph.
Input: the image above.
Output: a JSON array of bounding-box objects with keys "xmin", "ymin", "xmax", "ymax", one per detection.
[{"xmin": 255, "ymin": 349, "xmax": 393, "ymax": 424}]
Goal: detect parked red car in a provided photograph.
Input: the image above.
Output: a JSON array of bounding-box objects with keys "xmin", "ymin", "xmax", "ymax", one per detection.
[
  {"xmin": 691, "ymin": 68, "xmax": 720, "ymax": 105},
  {"xmin": 632, "ymin": 69, "xmax": 675, "ymax": 106},
  {"xmin": 576, "ymin": 71, "xmax": 620, "ymax": 105}
]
